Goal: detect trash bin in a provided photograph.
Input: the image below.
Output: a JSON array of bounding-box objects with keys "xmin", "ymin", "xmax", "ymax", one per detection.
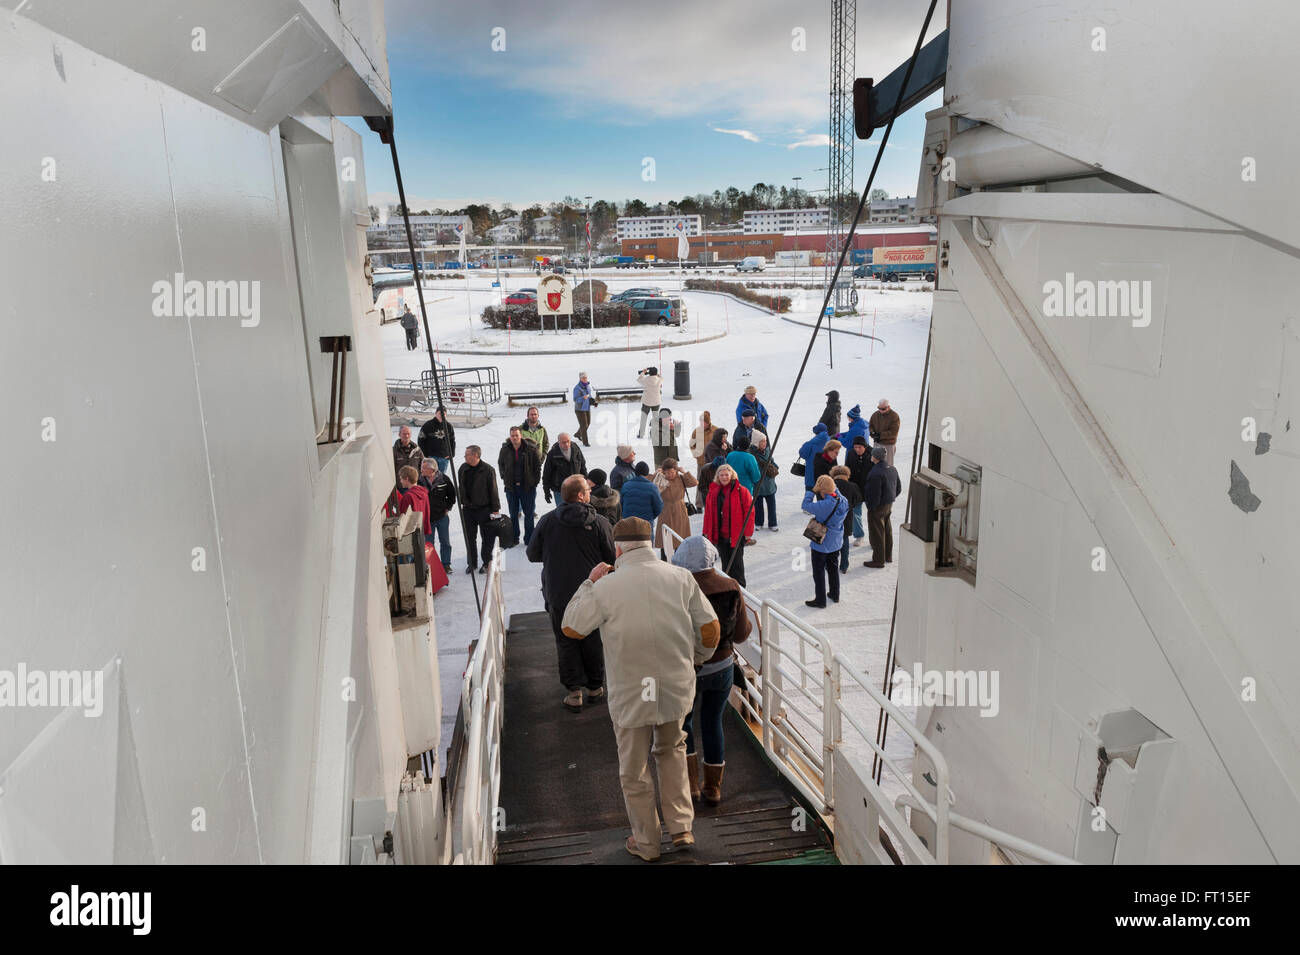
[{"xmin": 673, "ymin": 360, "xmax": 691, "ymax": 400}]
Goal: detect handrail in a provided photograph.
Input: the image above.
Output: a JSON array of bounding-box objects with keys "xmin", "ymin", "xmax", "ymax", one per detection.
[
  {"xmin": 894, "ymin": 794, "xmax": 1080, "ymax": 866},
  {"xmin": 657, "ymin": 523, "xmax": 1072, "ymax": 864},
  {"xmin": 451, "ymin": 544, "xmax": 506, "ymax": 864}
]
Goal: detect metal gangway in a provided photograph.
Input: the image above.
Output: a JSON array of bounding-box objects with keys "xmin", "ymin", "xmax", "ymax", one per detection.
[
  {"xmin": 441, "ymin": 531, "xmax": 1077, "ymax": 865},
  {"xmin": 388, "ymin": 365, "xmax": 501, "ymax": 428}
]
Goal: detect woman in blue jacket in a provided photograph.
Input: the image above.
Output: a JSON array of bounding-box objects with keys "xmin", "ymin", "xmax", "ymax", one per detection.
[
  {"xmin": 802, "ymin": 475, "xmax": 849, "ymax": 608},
  {"xmin": 798, "ymin": 423, "xmax": 830, "ymax": 491},
  {"xmin": 836, "ymin": 404, "xmax": 869, "ymax": 448}
]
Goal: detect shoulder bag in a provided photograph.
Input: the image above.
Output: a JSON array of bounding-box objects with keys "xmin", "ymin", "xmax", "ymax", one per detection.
[{"xmin": 682, "ymin": 474, "xmax": 699, "ymax": 516}]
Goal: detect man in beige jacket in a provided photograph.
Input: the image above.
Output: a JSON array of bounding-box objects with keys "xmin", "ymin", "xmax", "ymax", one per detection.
[{"xmin": 562, "ymin": 516, "xmax": 720, "ymax": 861}]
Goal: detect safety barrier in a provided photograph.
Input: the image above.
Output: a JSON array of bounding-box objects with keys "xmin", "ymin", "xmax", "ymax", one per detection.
[
  {"xmin": 661, "ymin": 524, "xmax": 1071, "ymax": 864},
  {"xmin": 449, "ymin": 546, "xmax": 506, "ymax": 864}
]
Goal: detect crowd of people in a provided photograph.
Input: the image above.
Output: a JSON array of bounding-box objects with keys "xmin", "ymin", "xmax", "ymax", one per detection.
[{"xmin": 385, "ymin": 371, "xmax": 904, "ymax": 860}]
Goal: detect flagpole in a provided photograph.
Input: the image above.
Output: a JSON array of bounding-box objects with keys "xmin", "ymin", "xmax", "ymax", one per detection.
[{"xmin": 585, "ymin": 196, "xmax": 595, "ymax": 340}]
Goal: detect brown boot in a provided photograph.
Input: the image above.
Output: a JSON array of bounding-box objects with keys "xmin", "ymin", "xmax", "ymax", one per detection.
[
  {"xmin": 686, "ymin": 752, "xmax": 701, "ymax": 802},
  {"xmin": 702, "ymin": 762, "xmax": 725, "ymax": 806}
]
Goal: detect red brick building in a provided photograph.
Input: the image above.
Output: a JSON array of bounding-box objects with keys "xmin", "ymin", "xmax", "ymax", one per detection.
[{"xmin": 620, "ymin": 225, "xmax": 935, "ymax": 262}]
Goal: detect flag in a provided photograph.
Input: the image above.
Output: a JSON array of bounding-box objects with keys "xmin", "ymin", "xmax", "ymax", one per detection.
[
  {"xmin": 458, "ymin": 222, "xmax": 466, "ymax": 266},
  {"xmin": 585, "ymin": 219, "xmax": 592, "ymax": 252},
  {"xmin": 676, "ymin": 219, "xmax": 689, "ymax": 260}
]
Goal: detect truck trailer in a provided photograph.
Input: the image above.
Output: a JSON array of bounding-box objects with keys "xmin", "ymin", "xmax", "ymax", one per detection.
[{"xmin": 869, "ymin": 244, "xmax": 937, "ymax": 282}]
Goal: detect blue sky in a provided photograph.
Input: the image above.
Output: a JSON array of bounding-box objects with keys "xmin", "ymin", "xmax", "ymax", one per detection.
[{"xmin": 348, "ymin": 0, "xmax": 945, "ymax": 212}]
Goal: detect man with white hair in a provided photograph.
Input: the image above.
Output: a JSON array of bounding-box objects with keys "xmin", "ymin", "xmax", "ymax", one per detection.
[
  {"xmin": 868, "ymin": 398, "xmax": 901, "ymax": 467},
  {"xmin": 562, "ymin": 516, "xmax": 720, "ymax": 861},
  {"xmin": 393, "ymin": 425, "xmax": 423, "ymax": 474}
]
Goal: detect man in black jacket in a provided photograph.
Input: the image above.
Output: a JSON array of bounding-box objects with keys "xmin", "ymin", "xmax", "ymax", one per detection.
[
  {"xmin": 819, "ymin": 389, "xmax": 842, "ymax": 435},
  {"xmin": 457, "ymin": 445, "xmax": 502, "ymax": 574},
  {"xmin": 527, "ymin": 474, "xmax": 617, "ymax": 711},
  {"xmin": 542, "ymin": 432, "xmax": 587, "ymax": 504},
  {"xmin": 418, "ymin": 407, "xmax": 456, "ymax": 474},
  {"xmin": 845, "ymin": 435, "xmax": 872, "ymax": 549},
  {"xmin": 863, "ymin": 445, "xmax": 903, "ymax": 568},
  {"xmin": 419, "ymin": 459, "xmax": 457, "ymax": 573},
  {"xmin": 497, "ymin": 426, "xmax": 541, "ymax": 546}
]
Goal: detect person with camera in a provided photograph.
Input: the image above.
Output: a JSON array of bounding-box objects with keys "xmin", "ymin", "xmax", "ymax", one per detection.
[{"xmin": 635, "ymin": 366, "xmax": 663, "ymax": 439}]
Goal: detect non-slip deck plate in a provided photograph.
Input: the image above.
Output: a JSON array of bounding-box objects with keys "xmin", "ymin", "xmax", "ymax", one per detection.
[{"xmin": 496, "ymin": 611, "xmax": 833, "ymax": 865}]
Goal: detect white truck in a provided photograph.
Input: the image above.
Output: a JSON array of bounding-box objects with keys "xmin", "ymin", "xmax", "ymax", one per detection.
[
  {"xmin": 736, "ymin": 255, "xmax": 766, "ymax": 273},
  {"xmin": 869, "ymin": 244, "xmax": 937, "ymax": 282}
]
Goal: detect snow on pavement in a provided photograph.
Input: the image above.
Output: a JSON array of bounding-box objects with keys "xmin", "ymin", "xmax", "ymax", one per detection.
[{"xmin": 393, "ymin": 273, "xmax": 931, "ymax": 797}]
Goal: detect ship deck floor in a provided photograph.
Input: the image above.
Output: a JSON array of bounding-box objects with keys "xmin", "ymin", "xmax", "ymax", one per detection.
[{"xmin": 495, "ymin": 612, "xmax": 834, "ymax": 865}]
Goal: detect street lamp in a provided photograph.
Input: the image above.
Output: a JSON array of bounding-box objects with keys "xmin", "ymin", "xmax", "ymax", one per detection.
[
  {"xmin": 791, "ymin": 175, "xmax": 803, "ymax": 279},
  {"xmin": 584, "ymin": 196, "xmax": 594, "ymax": 337}
]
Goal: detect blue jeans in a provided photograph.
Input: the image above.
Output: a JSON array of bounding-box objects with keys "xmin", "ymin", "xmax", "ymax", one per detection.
[
  {"xmin": 505, "ymin": 485, "xmax": 537, "ymax": 545},
  {"xmin": 683, "ymin": 665, "xmax": 734, "ymax": 765},
  {"xmin": 753, "ymin": 492, "xmax": 778, "ymax": 528},
  {"xmin": 434, "ymin": 456, "xmax": 451, "ymax": 476},
  {"xmin": 430, "ymin": 514, "xmax": 451, "ymax": 567},
  {"xmin": 852, "ymin": 502, "xmax": 864, "ymax": 539}
]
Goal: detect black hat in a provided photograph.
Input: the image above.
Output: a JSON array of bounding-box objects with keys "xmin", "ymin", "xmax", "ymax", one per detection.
[
  {"xmin": 588, "ymin": 468, "xmax": 607, "ymax": 486},
  {"xmin": 826, "ymin": 389, "xmax": 840, "ymax": 401},
  {"xmin": 634, "ymin": 461, "xmax": 650, "ymax": 476},
  {"xmin": 741, "ymin": 409, "xmax": 755, "ymax": 419},
  {"xmin": 853, "ymin": 435, "xmax": 867, "ymax": 447}
]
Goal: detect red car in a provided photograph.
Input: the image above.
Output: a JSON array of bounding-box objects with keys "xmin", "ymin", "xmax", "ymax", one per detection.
[{"xmin": 503, "ymin": 291, "xmax": 536, "ymax": 306}]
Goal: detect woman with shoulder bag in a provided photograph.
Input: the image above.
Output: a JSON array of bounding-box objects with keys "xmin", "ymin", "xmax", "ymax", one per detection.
[
  {"xmin": 670, "ymin": 535, "xmax": 752, "ymax": 806},
  {"xmin": 747, "ymin": 431, "xmax": 779, "ymax": 532},
  {"xmin": 801, "ymin": 475, "xmax": 848, "ymax": 608},
  {"xmin": 652, "ymin": 458, "xmax": 697, "ymax": 555}
]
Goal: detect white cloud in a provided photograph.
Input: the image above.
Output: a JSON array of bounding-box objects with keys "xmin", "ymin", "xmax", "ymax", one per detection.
[
  {"xmin": 712, "ymin": 126, "xmax": 760, "ymax": 143},
  {"xmin": 787, "ymin": 134, "xmax": 831, "ymax": 150},
  {"xmin": 386, "ymin": 0, "xmax": 946, "ymax": 128}
]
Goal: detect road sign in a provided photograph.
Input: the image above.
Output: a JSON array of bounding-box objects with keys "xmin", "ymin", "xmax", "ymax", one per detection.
[{"xmin": 537, "ymin": 274, "xmax": 573, "ymax": 315}]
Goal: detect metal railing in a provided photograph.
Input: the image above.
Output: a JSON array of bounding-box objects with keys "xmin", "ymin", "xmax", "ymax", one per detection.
[
  {"xmin": 660, "ymin": 523, "xmax": 1070, "ymax": 865},
  {"xmin": 388, "ymin": 365, "xmax": 501, "ymax": 426},
  {"xmin": 449, "ymin": 545, "xmax": 506, "ymax": 864}
]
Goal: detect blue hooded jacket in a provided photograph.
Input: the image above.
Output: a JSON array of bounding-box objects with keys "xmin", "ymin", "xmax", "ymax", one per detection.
[
  {"xmin": 798, "ymin": 423, "xmax": 830, "ymax": 489},
  {"xmin": 735, "ymin": 394, "xmax": 769, "ymax": 429},
  {"xmin": 837, "ymin": 404, "xmax": 869, "ymax": 448},
  {"xmin": 619, "ymin": 474, "xmax": 663, "ymax": 528},
  {"xmin": 802, "ymin": 490, "xmax": 849, "ymax": 553}
]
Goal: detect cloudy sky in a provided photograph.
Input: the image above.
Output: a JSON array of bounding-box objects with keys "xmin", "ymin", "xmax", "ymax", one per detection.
[{"xmin": 351, "ymin": 0, "xmax": 946, "ymax": 211}]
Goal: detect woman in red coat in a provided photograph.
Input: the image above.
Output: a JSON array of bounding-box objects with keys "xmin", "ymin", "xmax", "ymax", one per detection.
[{"xmin": 703, "ymin": 464, "xmax": 754, "ymax": 587}]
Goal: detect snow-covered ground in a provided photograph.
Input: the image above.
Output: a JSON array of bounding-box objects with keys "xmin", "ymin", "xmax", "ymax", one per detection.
[{"xmin": 386, "ymin": 274, "xmax": 931, "ymax": 803}]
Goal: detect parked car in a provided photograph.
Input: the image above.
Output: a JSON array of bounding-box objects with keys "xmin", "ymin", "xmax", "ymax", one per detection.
[
  {"xmin": 852, "ymin": 264, "xmax": 871, "ymax": 278},
  {"xmin": 736, "ymin": 256, "xmax": 766, "ymax": 273},
  {"xmin": 624, "ymin": 297, "xmax": 683, "ymax": 326},
  {"xmin": 504, "ymin": 291, "xmax": 537, "ymax": 305},
  {"xmin": 609, "ymin": 287, "xmax": 660, "ymax": 302},
  {"xmin": 663, "ymin": 297, "xmax": 689, "ymax": 323},
  {"xmin": 551, "ymin": 265, "xmax": 567, "ymax": 274}
]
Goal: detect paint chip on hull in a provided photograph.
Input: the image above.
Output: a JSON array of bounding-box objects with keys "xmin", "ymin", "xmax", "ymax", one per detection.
[
  {"xmin": 52, "ymin": 43, "xmax": 65, "ymax": 81},
  {"xmin": 1255, "ymin": 432, "xmax": 1271, "ymax": 455},
  {"xmin": 1228, "ymin": 461, "xmax": 1261, "ymax": 513}
]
